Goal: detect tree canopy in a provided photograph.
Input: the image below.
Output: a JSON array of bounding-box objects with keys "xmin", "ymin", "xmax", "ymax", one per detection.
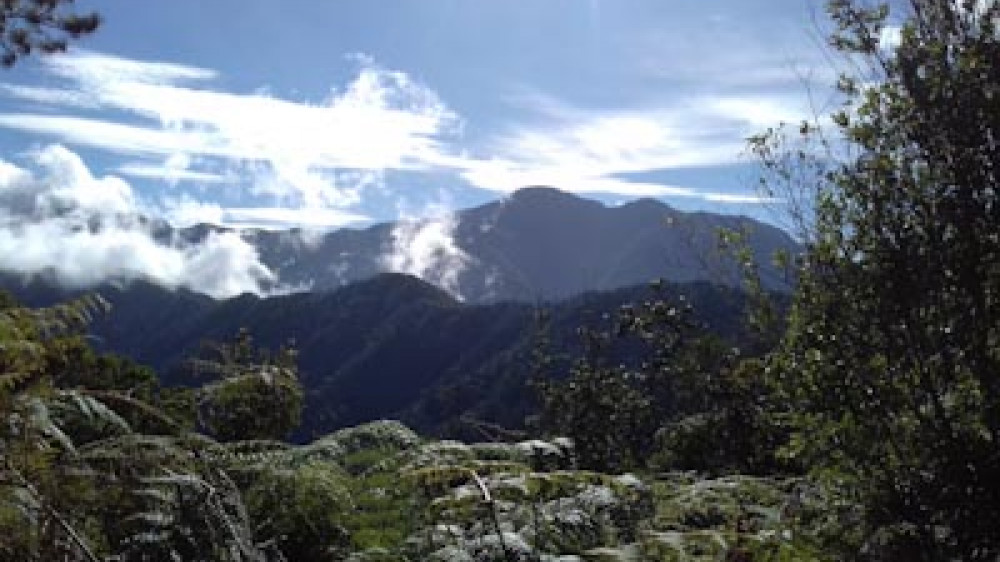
[
  {"xmin": 753, "ymin": 0, "xmax": 1000, "ymax": 557},
  {"xmin": 0, "ymin": 0, "xmax": 100, "ymax": 66}
]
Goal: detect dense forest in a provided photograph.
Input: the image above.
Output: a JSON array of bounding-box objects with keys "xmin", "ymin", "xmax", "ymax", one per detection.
[
  {"xmin": 3, "ymin": 0, "xmax": 1000, "ymax": 560},
  {"xmin": 3, "ymin": 273, "xmax": 763, "ymax": 439}
]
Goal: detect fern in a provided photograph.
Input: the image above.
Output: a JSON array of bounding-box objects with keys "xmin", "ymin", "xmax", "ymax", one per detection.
[
  {"xmin": 119, "ymin": 468, "xmax": 268, "ymax": 562},
  {"xmin": 0, "ymin": 299, "xmax": 339, "ymax": 560},
  {"xmin": 0, "ymin": 294, "xmax": 109, "ymax": 401}
]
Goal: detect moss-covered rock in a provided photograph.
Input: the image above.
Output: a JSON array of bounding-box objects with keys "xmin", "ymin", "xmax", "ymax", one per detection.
[
  {"xmin": 290, "ymin": 420, "xmax": 421, "ymax": 468},
  {"xmin": 265, "ymin": 423, "xmax": 828, "ymax": 561}
]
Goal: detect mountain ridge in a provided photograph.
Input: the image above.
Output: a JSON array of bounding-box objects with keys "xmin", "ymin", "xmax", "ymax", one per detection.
[
  {"xmin": 245, "ymin": 186, "xmax": 797, "ymax": 303},
  {"xmin": 0, "ymin": 186, "xmax": 796, "ymax": 303},
  {"xmin": 0, "ymin": 272, "xmax": 759, "ymax": 438}
]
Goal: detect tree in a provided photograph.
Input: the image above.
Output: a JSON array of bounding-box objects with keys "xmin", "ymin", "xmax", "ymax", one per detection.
[
  {"xmin": 191, "ymin": 329, "xmax": 304, "ymax": 442},
  {"xmin": 533, "ymin": 289, "xmax": 784, "ymax": 474},
  {"xmin": 0, "ymin": 295, "xmax": 314, "ymax": 560},
  {"xmin": 0, "ymin": 0, "xmax": 100, "ymax": 67},
  {"xmin": 0, "ymin": 294, "xmax": 111, "ymax": 561},
  {"xmin": 756, "ymin": 0, "xmax": 1000, "ymax": 558}
]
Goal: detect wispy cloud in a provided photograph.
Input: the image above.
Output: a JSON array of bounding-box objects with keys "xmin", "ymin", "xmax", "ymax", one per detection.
[
  {"xmin": 216, "ymin": 207, "xmax": 370, "ymax": 231},
  {"xmin": 0, "ymin": 51, "xmax": 457, "ymax": 204},
  {"xmin": 116, "ymin": 154, "xmax": 232, "ymax": 185},
  {"xmin": 158, "ymin": 195, "xmax": 368, "ymax": 231},
  {"xmin": 0, "ymin": 50, "xmax": 456, "ymax": 263},
  {"xmin": 0, "ymin": 50, "xmax": 797, "ymax": 209},
  {"xmin": 456, "ymin": 92, "xmax": 807, "ymax": 201}
]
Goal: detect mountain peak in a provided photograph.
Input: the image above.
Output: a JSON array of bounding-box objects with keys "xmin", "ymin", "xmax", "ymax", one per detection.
[
  {"xmin": 618, "ymin": 197, "xmax": 669, "ymax": 211},
  {"xmin": 341, "ymin": 273, "xmax": 459, "ymax": 306},
  {"xmin": 510, "ymin": 185, "xmax": 565, "ymax": 198},
  {"xmin": 501, "ymin": 186, "xmax": 607, "ymax": 214},
  {"xmin": 508, "ymin": 186, "xmax": 591, "ymax": 204}
]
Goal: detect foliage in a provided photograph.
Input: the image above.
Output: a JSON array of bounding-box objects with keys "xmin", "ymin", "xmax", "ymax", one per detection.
[
  {"xmin": 533, "ymin": 287, "xmax": 786, "ymax": 475},
  {"xmin": 651, "ymin": 357, "xmax": 791, "ymax": 476},
  {"xmin": 243, "ymin": 461, "xmax": 354, "ymax": 561},
  {"xmin": 0, "ymin": 290, "xmax": 829, "ymax": 560},
  {"xmin": 0, "ymin": 0, "xmax": 100, "ymax": 66},
  {"xmin": 753, "ymin": 0, "xmax": 1000, "ymax": 558},
  {"xmin": 191, "ymin": 328, "xmax": 303, "ymax": 442},
  {"xmin": 0, "ymin": 293, "xmax": 322, "ymax": 560}
]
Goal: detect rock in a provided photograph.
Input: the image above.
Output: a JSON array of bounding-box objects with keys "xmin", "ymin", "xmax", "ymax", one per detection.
[
  {"xmin": 292, "ymin": 420, "xmax": 421, "ymax": 465},
  {"xmin": 470, "ymin": 442, "xmax": 530, "ymax": 463}
]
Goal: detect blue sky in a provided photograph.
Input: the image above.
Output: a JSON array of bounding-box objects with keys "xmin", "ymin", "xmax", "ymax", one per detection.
[
  {"xmin": 0, "ymin": 0, "xmax": 867, "ymax": 297},
  {"xmin": 0, "ymin": 0, "xmax": 841, "ymax": 228}
]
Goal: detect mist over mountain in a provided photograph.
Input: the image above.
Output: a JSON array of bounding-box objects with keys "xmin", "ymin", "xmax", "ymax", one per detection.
[
  {"xmin": 210, "ymin": 187, "xmax": 798, "ymax": 302},
  {"xmin": 0, "ymin": 186, "xmax": 796, "ymax": 302}
]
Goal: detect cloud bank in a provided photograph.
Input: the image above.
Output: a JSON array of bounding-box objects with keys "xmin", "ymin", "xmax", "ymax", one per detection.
[{"xmin": 0, "ymin": 145, "xmax": 274, "ymax": 298}]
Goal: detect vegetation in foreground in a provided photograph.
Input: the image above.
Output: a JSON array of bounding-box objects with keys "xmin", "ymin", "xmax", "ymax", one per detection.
[{"xmin": 0, "ymin": 291, "xmax": 820, "ymax": 561}]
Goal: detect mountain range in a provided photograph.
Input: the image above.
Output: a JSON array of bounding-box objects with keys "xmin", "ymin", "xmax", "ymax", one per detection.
[
  {"xmin": 1, "ymin": 187, "xmax": 795, "ymax": 437},
  {"xmin": 4, "ymin": 273, "xmax": 757, "ymax": 439},
  {"xmin": 184, "ymin": 186, "xmax": 797, "ymax": 302}
]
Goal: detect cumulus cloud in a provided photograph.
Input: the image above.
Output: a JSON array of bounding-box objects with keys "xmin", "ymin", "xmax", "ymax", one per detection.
[
  {"xmin": 382, "ymin": 207, "xmax": 472, "ymax": 300},
  {"xmin": 0, "ymin": 145, "xmax": 275, "ymax": 298}
]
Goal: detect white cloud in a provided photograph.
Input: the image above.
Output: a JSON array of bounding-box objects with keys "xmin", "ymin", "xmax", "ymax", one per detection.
[
  {"xmin": 159, "ymin": 193, "xmax": 368, "ymax": 231},
  {"xmin": 115, "ymin": 164, "xmax": 230, "ymax": 185},
  {"xmin": 382, "ymin": 207, "xmax": 472, "ymax": 300},
  {"xmin": 0, "ymin": 85, "xmax": 98, "ymax": 108},
  {"xmin": 118, "ymin": 152, "xmax": 232, "ymax": 186},
  {"xmin": 0, "ymin": 114, "xmax": 212, "ymax": 156},
  {"xmin": 703, "ymin": 96, "xmax": 811, "ymax": 129},
  {"xmin": 29, "ymin": 144, "xmax": 138, "ymax": 217},
  {"xmin": 216, "ymin": 207, "xmax": 370, "ymax": 231},
  {"xmin": 455, "ymin": 93, "xmax": 809, "ymax": 202},
  {"xmin": 704, "ymin": 192, "xmax": 778, "ymax": 204},
  {"xmin": 0, "ymin": 145, "xmax": 275, "ymax": 299},
  {"xmin": 0, "ymin": 50, "xmax": 459, "ymax": 230},
  {"xmin": 0, "ymin": 50, "xmax": 802, "ymax": 211},
  {"xmin": 879, "ymin": 25, "xmax": 903, "ymax": 51},
  {"xmin": 458, "ymin": 159, "xmax": 696, "ymax": 197},
  {"xmin": 159, "ymin": 195, "xmax": 226, "ymax": 227},
  {"xmin": 45, "ymin": 50, "xmax": 218, "ymax": 86}
]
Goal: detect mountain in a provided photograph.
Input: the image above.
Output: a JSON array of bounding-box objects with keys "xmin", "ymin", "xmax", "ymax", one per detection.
[
  {"xmin": 0, "ymin": 187, "xmax": 797, "ymax": 303},
  {"xmin": 1, "ymin": 273, "xmax": 757, "ymax": 439},
  {"xmin": 211, "ymin": 187, "xmax": 797, "ymax": 302},
  {"xmin": 0, "ymin": 188, "xmax": 793, "ymax": 437}
]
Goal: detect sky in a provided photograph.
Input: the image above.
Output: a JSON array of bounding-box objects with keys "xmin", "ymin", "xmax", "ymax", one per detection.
[{"xmin": 0, "ymin": 0, "xmax": 853, "ymax": 297}]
